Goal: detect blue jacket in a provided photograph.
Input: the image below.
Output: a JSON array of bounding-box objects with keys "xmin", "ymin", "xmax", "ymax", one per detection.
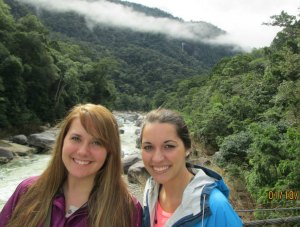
[{"xmin": 142, "ymin": 164, "xmax": 243, "ymax": 227}]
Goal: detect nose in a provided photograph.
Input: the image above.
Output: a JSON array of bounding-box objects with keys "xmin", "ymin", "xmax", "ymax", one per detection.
[
  {"xmin": 76, "ymin": 142, "xmax": 90, "ymax": 156},
  {"xmin": 152, "ymin": 148, "xmax": 164, "ymax": 162}
]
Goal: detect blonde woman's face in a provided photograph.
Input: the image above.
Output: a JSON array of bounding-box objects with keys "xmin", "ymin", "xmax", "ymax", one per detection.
[
  {"xmin": 141, "ymin": 123, "xmax": 187, "ymax": 185},
  {"xmin": 62, "ymin": 117, "xmax": 107, "ymax": 182}
]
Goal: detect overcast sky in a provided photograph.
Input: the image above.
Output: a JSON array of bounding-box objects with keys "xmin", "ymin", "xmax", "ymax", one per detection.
[
  {"xmin": 21, "ymin": 0, "xmax": 299, "ymax": 51},
  {"xmin": 122, "ymin": 0, "xmax": 299, "ymax": 50}
]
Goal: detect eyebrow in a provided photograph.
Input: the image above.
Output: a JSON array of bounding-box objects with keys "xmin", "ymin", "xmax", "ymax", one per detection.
[
  {"xmin": 164, "ymin": 140, "xmax": 177, "ymax": 143},
  {"xmin": 69, "ymin": 133, "xmax": 81, "ymax": 137},
  {"xmin": 141, "ymin": 141, "xmax": 152, "ymax": 145},
  {"xmin": 142, "ymin": 140, "xmax": 177, "ymax": 144}
]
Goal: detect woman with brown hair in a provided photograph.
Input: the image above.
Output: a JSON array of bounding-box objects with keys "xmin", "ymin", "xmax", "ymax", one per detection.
[
  {"xmin": 0, "ymin": 103, "xmax": 142, "ymax": 227},
  {"xmin": 140, "ymin": 108, "xmax": 242, "ymax": 227}
]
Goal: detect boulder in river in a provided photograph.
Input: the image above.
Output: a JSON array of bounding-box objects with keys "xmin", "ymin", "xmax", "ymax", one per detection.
[
  {"xmin": 11, "ymin": 134, "xmax": 28, "ymax": 145},
  {"xmin": 0, "ymin": 148, "xmax": 14, "ymax": 164},
  {"xmin": 127, "ymin": 160, "xmax": 149, "ymax": 185},
  {"xmin": 28, "ymin": 128, "xmax": 59, "ymax": 152},
  {"xmin": 0, "ymin": 140, "xmax": 36, "ymax": 164},
  {"xmin": 122, "ymin": 154, "xmax": 141, "ymax": 174}
]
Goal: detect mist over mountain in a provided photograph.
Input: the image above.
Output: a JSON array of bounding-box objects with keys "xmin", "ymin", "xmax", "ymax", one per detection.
[
  {"xmin": 2, "ymin": 0, "xmax": 242, "ymax": 119},
  {"xmin": 16, "ymin": 0, "xmax": 229, "ymax": 42},
  {"xmin": 6, "ymin": 0, "xmax": 241, "ymax": 66}
]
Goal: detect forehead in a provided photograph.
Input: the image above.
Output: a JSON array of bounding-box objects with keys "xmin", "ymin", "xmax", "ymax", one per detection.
[
  {"xmin": 68, "ymin": 117, "xmax": 97, "ymax": 135},
  {"xmin": 142, "ymin": 123, "xmax": 178, "ymax": 140},
  {"xmin": 68, "ymin": 117, "xmax": 85, "ymax": 131}
]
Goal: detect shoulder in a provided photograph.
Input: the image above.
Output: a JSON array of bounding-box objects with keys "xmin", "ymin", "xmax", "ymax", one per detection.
[
  {"xmin": 9, "ymin": 176, "xmax": 39, "ymax": 200},
  {"xmin": 0, "ymin": 176, "xmax": 39, "ymax": 226},
  {"xmin": 207, "ymin": 188, "xmax": 243, "ymax": 226},
  {"xmin": 208, "ymin": 188, "xmax": 234, "ymax": 212},
  {"xmin": 17, "ymin": 176, "xmax": 39, "ymax": 190},
  {"xmin": 209, "ymin": 188, "xmax": 228, "ymax": 204}
]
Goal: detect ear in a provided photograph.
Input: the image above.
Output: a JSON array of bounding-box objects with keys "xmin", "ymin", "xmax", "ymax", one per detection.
[{"xmin": 185, "ymin": 149, "xmax": 191, "ymax": 157}]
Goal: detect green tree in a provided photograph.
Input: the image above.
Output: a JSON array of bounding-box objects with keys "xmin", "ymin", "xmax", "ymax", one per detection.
[
  {"xmin": 218, "ymin": 131, "xmax": 252, "ymax": 166},
  {"xmin": 17, "ymin": 14, "xmax": 48, "ymax": 34},
  {"xmin": 277, "ymin": 128, "xmax": 300, "ymax": 190},
  {"xmin": 0, "ymin": 55, "xmax": 30, "ymax": 126},
  {"xmin": 0, "ymin": 0, "xmax": 15, "ymax": 32},
  {"xmin": 83, "ymin": 58, "xmax": 118, "ymax": 107}
]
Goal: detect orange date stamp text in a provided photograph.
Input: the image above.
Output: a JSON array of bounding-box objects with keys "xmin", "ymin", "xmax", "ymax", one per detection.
[{"xmin": 268, "ymin": 190, "xmax": 299, "ymax": 200}]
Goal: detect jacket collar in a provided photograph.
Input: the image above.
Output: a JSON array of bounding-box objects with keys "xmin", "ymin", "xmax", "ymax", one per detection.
[{"xmin": 143, "ymin": 163, "xmax": 229, "ymax": 227}]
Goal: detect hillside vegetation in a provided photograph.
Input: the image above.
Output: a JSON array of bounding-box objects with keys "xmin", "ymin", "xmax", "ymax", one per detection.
[
  {"xmin": 1, "ymin": 0, "xmax": 239, "ymax": 133},
  {"xmin": 163, "ymin": 11, "xmax": 300, "ymax": 218}
]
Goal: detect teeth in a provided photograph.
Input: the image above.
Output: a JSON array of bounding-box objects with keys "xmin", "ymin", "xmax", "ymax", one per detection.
[
  {"xmin": 153, "ymin": 166, "xmax": 169, "ymax": 172},
  {"xmin": 74, "ymin": 159, "xmax": 90, "ymax": 165}
]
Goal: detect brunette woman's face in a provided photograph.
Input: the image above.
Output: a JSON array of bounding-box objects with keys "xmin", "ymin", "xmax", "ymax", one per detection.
[
  {"xmin": 62, "ymin": 117, "xmax": 107, "ymax": 182},
  {"xmin": 141, "ymin": 123, "xmax": 187, "ymax": 185}
]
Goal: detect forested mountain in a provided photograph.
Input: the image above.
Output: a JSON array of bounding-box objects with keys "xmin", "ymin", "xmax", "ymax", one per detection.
[
  {"xmin": 1, "ymin": 0, "xmax": 239, "ymax": 132},
  {"xmin": 0, "ymin": 0, "xmax": 114, "ymax": 131},
  {"xmin": 163, "ymin": 11, "xmax": 300, "ymax": 216}
]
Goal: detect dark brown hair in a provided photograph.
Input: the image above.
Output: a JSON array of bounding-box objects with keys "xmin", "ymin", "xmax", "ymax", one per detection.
[{"xmin": 140, "ymin": 108, "xmax": 191, "ymax": 149}]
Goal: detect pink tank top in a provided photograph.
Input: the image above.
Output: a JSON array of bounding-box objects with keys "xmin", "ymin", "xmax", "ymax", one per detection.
[{"xmin": 154, "ymin": 201, "xmax": 174, "ymax": 227}]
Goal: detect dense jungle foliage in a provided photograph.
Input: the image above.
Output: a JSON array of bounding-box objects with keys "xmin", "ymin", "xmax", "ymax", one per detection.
[
  {"xmin": 0, "ymin": 0, "xmax": 299, "ymax": 216},
  {"xmin": 1, "ymin": 0, "xmax": 238, "ymax": 132},
  {"xmin": 163, "ymin": 11, "xmax": 300, "ymax": 216}
]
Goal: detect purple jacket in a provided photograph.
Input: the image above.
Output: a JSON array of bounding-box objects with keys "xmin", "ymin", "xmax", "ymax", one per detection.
[{"xmin": 0, "ymin": 176, "xmax": 142, "ymax": 227}]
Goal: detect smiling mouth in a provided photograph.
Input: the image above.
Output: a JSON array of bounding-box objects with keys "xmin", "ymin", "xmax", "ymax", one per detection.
[
  {"xmin": 152, "ymin": 166, "xmax": 170, "ymax": 173},
  {"xmin": 73, "ymin": 158, "xmax": 91, "ymax": 165}
]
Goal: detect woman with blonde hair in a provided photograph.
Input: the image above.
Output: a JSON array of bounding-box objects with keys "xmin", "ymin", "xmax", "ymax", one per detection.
[{"xmin": 0, "ymin": 103, "xmax": 142, "ymax": 227}]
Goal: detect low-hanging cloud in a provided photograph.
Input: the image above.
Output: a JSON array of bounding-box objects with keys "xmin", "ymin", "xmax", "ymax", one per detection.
[{"xmin": 20, "ymin": 0, "xmax": 237, "ymax": 46}]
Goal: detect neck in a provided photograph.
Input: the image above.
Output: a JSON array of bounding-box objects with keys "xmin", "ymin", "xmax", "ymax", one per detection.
[
  {"xmin": 159, "ymin": 167, "xmax": 193, "ymax": 212},
  {"xmin": 63, "ymin": 175, "xmax": 94, "ymax": 210}
]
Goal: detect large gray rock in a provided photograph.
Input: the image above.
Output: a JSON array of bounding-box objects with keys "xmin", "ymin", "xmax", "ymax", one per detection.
[
  {"xmin": 11, "ymin": 134, "xmax": 28, "ymax": 145},
  {"xmin": 126, "ymin": 114, "xmax": 139, "ymax": 122},
  {"xmin": 122, "ymin": 154, "xmax": 141, "ymax": 174},
  {"xmin": 0, "ymin": 148, "xmax": 14, "ymax": 164},
  {"xmin": 0, "ymin": 140, "xmax": 36, "ymax": 164},
  {"xmin": 28, "ymin": 129, "xmax": 59, "ymax": 152},
  {"xmin": 127, "ymin": 160, "xmax": 149, "ymax": 184}
]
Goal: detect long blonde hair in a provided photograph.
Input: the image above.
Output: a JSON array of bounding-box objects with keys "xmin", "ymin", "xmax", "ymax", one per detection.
[{"xmin": 7, "ymin": 104, "xmax": 135, "ymax": 227}]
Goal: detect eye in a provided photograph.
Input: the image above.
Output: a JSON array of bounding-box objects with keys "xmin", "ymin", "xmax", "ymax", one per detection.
[
  {"xmin": 164, "ymin": 144, "xmax": 176, "ymax": 150},
  {"xmin": 71, "ymin": 136, "xmax": 80, "ymax": 142},
  {"xmin": 91, "ymin": 140, "xmax": 102, "ymax": 146},
  {"xmin": 142, "ymin": 145, "xmax": 153, "ymax": 151}
]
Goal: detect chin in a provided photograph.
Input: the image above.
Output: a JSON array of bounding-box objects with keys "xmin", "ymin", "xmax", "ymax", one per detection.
[{"xmin": 153, "ymin": 176, "xmax": 169, "ymax": 185}]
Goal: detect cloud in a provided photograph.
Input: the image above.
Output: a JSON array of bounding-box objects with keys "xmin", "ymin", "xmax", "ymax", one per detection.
[
  {"xmin": 119, "ymin": 0, "xmax": 300, "ymax": 50},
  {"xmin": 20, "ymin": 0, "xmax": 239, "ymax": 47}
]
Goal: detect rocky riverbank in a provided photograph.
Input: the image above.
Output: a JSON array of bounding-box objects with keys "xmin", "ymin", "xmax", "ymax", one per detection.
[{"xmin": 0, "ymin": 112, "xmax": 149, "ymax": 185}]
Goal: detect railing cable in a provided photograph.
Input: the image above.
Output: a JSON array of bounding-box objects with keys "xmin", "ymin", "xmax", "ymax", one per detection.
[
  {"xmin": 236, "ymin": 207, "xmax": 300, "ymax": 213},
  {"xmin": 243, "ymin": 215, "xmax": 300, "ymax": 226}
]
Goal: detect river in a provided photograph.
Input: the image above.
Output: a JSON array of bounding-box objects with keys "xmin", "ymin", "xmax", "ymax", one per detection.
[{"xmin": 0, "ymin": 111, "xmax": 144, "ymax": 210}]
